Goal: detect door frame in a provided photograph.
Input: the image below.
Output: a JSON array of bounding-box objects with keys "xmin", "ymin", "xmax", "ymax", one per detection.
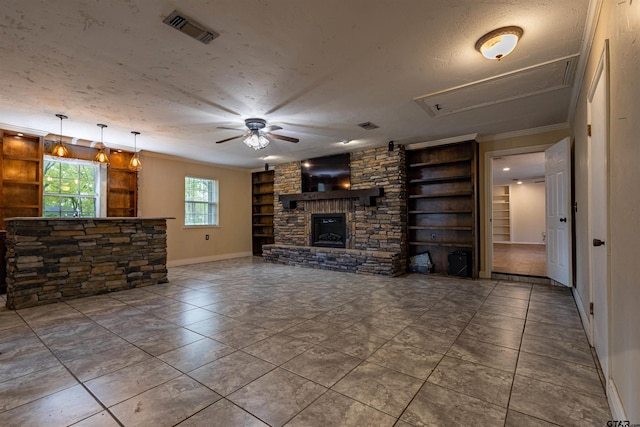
[
  {"xmin": 586, "ymin": 40, "xmax": 610, "ymax": 378},
  {"xmin": 482, "ymin": 145, "xmax": 552, "ymax": 278}
]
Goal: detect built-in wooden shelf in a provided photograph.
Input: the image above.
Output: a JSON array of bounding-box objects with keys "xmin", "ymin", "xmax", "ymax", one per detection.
[
  {"xmin": 409, "ymin": 210, "xmax": 473, "ymax": 214},
  {"xmin": 406, "ymin": 140, "xmax": 478, "ymax": 278},
  {"xmin": 409, "ymin": 226, "xmax": 472, "ymax": 231},
  {"xmin": 408, "ymin": 241, "xmax": 473, "ymax": 248},
  {"xmin": 0, "ymin": 131, "xmax": 44, "ymax": 228},
  {"xmin": 409, "ymin": 175, "xmax": 472, "ymax": 184},
  {"xmin": 408, "ymin": 191, "xmax": 473, "ymax": 199},
  {"xmin": 252, "ymin": 170, "xmax": 275, "ymax": 255}
]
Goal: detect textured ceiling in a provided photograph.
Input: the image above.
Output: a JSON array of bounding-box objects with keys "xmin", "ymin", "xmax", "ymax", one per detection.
[{"xmin": 0, "ymin": 0, "xmax": 593, "ymax": 168}]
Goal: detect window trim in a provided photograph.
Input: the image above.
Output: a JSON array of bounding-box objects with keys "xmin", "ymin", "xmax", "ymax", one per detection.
[
  {"xmin": 43, "ymin": 156, "xmax": 104, "ymax": 218},
  {"xmin": 184, "ymin": 176, "xmax": 219, "ymax": 227}
]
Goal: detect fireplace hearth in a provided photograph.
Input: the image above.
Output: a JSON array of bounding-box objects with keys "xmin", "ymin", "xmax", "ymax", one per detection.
[{"xmin": 311, "ymin": 214, "xmax": 346, "ymax": 248}]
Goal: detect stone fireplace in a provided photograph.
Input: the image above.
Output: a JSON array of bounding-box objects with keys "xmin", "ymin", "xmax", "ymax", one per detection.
[
  {"xmin": 263, "ymin": 145, "xmax": 407, "ymax": 276},
  {"xmin": 311, "ymin": 214, "xmax": 346, "ymax": 248}
]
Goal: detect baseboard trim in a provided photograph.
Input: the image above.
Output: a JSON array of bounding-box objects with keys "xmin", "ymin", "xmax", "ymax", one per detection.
[
  {"xmin": 479, "ymin": 270, "xmax": 492, "ymax": 279},
  {"xmin": 607, "ymin": 378, "xmax": 629, "ymax": 422},
  {"xmin": 572, "ymin": 287, "xmax": 593, "ymax": 345},
  {"xmin": 167, "ymin": 252, "xmax": 253, "ymax": 267}
]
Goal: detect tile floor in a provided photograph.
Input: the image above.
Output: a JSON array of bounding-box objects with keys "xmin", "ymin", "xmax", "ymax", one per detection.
[
  {"xmin": 0, "ymin": 257, "xmax": 611, "ymax": 426},
  {"xmin": 493, "ymin": 243, "xmax": 547, "ymax": 277}
]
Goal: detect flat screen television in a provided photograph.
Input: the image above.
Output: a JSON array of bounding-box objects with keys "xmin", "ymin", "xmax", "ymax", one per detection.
[{"xmin": 301, "ymin": 153, "xmax": 350, "ymax": 193}]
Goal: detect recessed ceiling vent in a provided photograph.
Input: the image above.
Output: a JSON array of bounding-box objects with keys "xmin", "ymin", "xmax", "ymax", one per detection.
[
  {"xmin": 163, "ymin": 10, "xmax": 219, "ymax": 45},
  {"xmin": 358, "ymin": 121, "xmax": 379, "ymax": 130}
]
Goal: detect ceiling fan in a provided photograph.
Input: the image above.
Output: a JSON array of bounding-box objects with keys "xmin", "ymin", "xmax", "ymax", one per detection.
[{"xmin": 216, "ymin": 118, "xmax": 299, "ymax": 150}]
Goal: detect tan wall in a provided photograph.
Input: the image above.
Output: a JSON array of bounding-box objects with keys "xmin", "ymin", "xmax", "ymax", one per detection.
[
  {"xmin": 137, "ymin": 151, "xmax": 252, "ymax": 265},
  {"xmin": 478, "ymin": 128, "xmax": 570, "ymax": 275},
  {"xmin": 510, "ymin": 182, "xmax": 546, "ymax": 244},
  {"xmin": 572, "ymin": 0, "xmax": 640, "ymax": 420}
]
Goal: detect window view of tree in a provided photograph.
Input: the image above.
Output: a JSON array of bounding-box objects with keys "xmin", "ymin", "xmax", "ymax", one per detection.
[
  {"xmin": 43, "ymin": 158, "xmax": 98, "ymax": 217},
  {"xmin": 185, "ymin": 177, "xmax": 218, "ymax": 226}
]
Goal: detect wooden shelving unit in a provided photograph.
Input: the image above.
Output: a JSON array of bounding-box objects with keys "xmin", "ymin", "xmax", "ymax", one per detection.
[
  {"xmin": 492, "ymin": 185, "xmax": 511, "ymax": 243},
  {"xmin": 106, "ymin": 151, "xmax": 137, "ymax": 217},
  {"xmin": 0, "ymin": 131, "xmax": 43, "ymax": 228},
  {"xmin": 252, "ymin": 170, "xmax": 274, "ymax": 255},
  {"xmin": 406, "ymin": 140, "xmax": 478, "ymax": 277}
]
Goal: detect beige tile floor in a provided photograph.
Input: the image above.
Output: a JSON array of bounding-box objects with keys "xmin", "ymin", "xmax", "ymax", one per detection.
[
  {"xmin": 493, "ymin": 243, "xmax": 547, "ymax": 277},
  {"xmin": 0, "ymin": 257, "xmax": 610, "ymax": 426}
]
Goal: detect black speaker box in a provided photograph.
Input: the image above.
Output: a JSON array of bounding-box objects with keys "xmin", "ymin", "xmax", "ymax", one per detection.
[{"xmin": 448, "ymin": 251, "xmax": 471, "ymax": 277}]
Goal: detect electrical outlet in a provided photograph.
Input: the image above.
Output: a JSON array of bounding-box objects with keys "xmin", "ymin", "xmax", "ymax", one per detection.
[
  {"xmin": 205, "ymin": 234, "xmax": 209, "ymax": 240},
  {"xmin": 431, "ymin": 233, "xmax": 437, "ymax": 241}
]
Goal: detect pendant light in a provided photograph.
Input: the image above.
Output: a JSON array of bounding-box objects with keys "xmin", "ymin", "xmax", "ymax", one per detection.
[
  {"xmin": 51, "ymin": 114, "xmax": 69, "ymax": 157},
  {"xmin": 94, "ymin": 124, "xmax": 110, "ymax": 165},
  {"xmin": 128, "ymin": 131, "xmax": 142, "ymax": 171}
]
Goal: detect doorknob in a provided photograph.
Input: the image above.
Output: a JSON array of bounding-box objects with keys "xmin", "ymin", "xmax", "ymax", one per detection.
[
  {"xmin": 559, "ymin": 217, "xmax": 567, "ymax": 223},
  {"xmin": 593, "ymin": 239, "xmax": 605, "ymax": 247}
]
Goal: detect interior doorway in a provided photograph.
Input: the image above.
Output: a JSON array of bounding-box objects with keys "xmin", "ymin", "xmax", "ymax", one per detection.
[{"xmin": 491, "ymin": 152, "xmax": 547, "ymax": 276}]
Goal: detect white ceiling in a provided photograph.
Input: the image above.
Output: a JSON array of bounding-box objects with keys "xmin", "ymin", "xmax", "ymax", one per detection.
[
  {"xmin": 0, "ymin": 0, "xmax": 594, "ymax": 169},
  {"xmin": 492, "ymin": 152, "xmax": 546, "ymax": 186}
]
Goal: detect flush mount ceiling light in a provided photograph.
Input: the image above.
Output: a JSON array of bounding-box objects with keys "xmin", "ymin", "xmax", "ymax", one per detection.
[
  {"xmin": 129, "ymin": 131, "xmax": 142, "ymax": 171},
  {"xmin": 475, "ymin": 26, "xmax": 523, "ymax": 60},
  {"xmin": 94, "ymin": 124, "xmax": 110, "ymax": 165},
  {"xmin": 52, "ymin": 114, "xmax": 69, "ymax": 157}
]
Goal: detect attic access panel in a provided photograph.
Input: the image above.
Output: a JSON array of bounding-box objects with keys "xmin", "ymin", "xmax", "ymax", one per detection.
[{"xmin": 414, "ymin": 55, "xmax": 579, "ymax": 117}]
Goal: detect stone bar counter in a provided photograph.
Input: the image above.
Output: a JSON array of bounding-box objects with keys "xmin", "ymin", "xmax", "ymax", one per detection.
[{"xmin": 4, "ymin": 217, "xmax": 171, "ymax": 309}]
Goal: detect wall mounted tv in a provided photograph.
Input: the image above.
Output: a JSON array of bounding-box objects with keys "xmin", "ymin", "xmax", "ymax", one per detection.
[{"xmin": 301, "ymin": 153, "xmax": 350, "ymax": 193}]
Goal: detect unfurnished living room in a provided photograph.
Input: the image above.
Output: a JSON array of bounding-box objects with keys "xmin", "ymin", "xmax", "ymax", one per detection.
[{"xmin": 0, "ymin": 1, "xmax": 638, "ymax": 426}]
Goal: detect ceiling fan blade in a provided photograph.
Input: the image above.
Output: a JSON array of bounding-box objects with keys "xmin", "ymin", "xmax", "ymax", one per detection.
[
  {"xmin": 215, "ymin": 134, "xmax": 244, "ymax": 144},
  {"xmin": 217, "ymin": 126, "xmax": 245, "ymax": 131},
  {"xmin": 264, "ymin": 125, "xmax": 283, "ymax": 132},
  {"xmin": 267, "ymin": 133, "xmax": 299, "ymax": 143}
]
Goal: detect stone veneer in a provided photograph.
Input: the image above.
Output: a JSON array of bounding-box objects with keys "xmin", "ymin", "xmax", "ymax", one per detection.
[
  {"xmin": 264, "ymin": 146, "xmax": 407, "ymax": 276},
  {"xmin": 4, "ymin": 217, "xmax": 169, "ymax": 309}
]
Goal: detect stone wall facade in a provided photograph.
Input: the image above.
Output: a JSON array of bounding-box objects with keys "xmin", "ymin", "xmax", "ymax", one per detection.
[
  {"xmin": 5, "ymin": 218, "xmax": 169, "ymax": 309},
  {"xmin": 350, "ymin": 146, "xmax": 407, "ymax": 254},
  {"xmin": 263, "ymin": 244, "xmax": 404, "ymax": 276},
  {"xmin": 269, "ymin": 146, "xmax": 407, "ymax": 275}
]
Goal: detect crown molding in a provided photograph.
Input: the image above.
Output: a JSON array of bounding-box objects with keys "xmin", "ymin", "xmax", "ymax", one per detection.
[{"xmin": 477, "ymin": 123, "xmax": 570, "ymax": 142}]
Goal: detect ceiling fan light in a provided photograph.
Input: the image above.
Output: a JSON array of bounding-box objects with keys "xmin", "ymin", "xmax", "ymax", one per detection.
[
  {"xmin": 475, "ymin": 26, "xmax": 523, "ymax": 60},
  {"xmin": 243, "ymin": 133, "xmax": 269, "ymax": 150}
]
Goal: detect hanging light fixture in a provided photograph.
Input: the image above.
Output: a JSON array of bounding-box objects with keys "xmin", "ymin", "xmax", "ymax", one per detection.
[
  {"xmin": 243, "ymin": 131, "xmax": 270, "ymax": 150},
  {"xmin": 475, "ymin": 26, "xmax": 524, "ymax": 60},
  {"xmin": 128, "ymin": 131, "xmax": 142, "ymax": 171},
  {"xmin": 94, "ymin": 124, "xmax": 110, "ymax": 165},
  {"xmin": 242, "ymin": 118, "xmax": 270, "ymax": 150},
  {"xmin": 51, "ymin": 114, "xmax": 69, "ymax": 157}
]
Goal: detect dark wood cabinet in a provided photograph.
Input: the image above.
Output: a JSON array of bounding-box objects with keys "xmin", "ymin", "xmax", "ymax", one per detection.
[
  {"xmin": 252, "ymin": 170, "xmax": 274, "ymax": 255},
  {"xmin": 407, "ymin": 140, "xmax": 479, "ymax": 278}
]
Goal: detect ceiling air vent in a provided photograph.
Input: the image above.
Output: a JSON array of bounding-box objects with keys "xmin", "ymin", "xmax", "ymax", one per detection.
[
  {"xmin": 358, "ymin": 121, "xmax": 379, "ymax": 130},
  {"xmin": 162, "ymin": 10, "xmax": 219, "ymax": 45}
]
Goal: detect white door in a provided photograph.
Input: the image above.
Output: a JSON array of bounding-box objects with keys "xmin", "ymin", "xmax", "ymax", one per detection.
[
  {"xmin": 545, "ymin": 138, "xmax": 572, "ymax": 286},
  {"xmin": 589, "ymin": 44, "xmax": 609, "ymax": 379}
]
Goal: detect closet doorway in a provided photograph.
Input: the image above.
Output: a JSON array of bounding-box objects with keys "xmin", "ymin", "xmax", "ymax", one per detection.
[{"xmin": 491, "ymin": 152, "xmax": 547, "ymax": 277}]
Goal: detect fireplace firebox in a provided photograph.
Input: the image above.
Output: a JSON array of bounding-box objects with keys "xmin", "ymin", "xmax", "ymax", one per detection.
[{"xmin": 311, "ymin": 214, "xmax": 346, "ymax": 248}]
